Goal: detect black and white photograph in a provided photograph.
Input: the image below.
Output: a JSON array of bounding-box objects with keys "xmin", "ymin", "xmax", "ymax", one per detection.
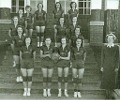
[{"xmin": 0, "ymin": 0, "xmax": 119, "ymax": 99}]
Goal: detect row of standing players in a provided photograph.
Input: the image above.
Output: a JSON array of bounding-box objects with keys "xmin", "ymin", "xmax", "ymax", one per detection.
[{"xmin": 8, "ymin": 2, "xmax": 86, "ymax": 98}]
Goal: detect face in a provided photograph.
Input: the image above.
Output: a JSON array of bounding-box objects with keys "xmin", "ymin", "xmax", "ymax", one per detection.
[
  {"xmin": 75, "ymin": 28, "xmax": 80, "ymax": 36},
  {"xmin": 72, "ymin": 2, "xmax": 76, "ymax": 8},
  {"xmin": 76, "ymin": 39, "xmax": 82, "ymax": 46},
  {"xmin": 13, "ymin": 17, "xmax": 18, "ymax": 23},
  {"xmin": 61, "ymin": 38, "xmax": 66, "ymax": 44},
  {"xmin": 56, "ymin": 3, "xmax": 60, "ymax": 8},
  {"xmin": 38, "ymin": 3, "xmax": 43, "ymax": 9},
  {"xmin": 60, "ymin": 18, "xmax": 64, "ymax": 24},
  {"xmin": 25, "ymin": 38, "xmax": 31, "ymax": 45},
  {"xmin": 17, "ymin": 27, "xmax": 23, "ymax": 35},
  {"xmin": 107, "ymin": 36, "xmax": 114, "ymax": 43},
  {"xmin": 45, "ymin": 38, "xmax": 51, "ymax": 45},
  {"xmin": 72, "ymin": 17, "xmax": 77, "ymax": 23},
  {"xmin": 19, "ymin": 9, "xmax": 23, "ymax": 15},
  {"xmin": 26, "ymin": 7, "xmax": 31, "ymax": 13}
]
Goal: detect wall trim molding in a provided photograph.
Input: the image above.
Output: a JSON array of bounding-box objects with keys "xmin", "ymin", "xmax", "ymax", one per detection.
[
  {"xmin": 0, "ymin": 19, "xmax": 11, "ymax": 24},
  {"xmin": 90, "ymin": 21, "xmax": 104, "ymax": 25}
]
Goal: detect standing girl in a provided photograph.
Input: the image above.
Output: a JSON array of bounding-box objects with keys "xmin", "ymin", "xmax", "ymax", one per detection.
[
  {"xmin": 20, "ymin": 37, "xmax": 36, "ymax": 96},
  {"xmin": 34, "ymin": 3, "xmax": 46, "ymax": 47},
  {"xmin": 71, "ymin": 38, "xmax": 86, "ymax": 98},
  {"xmin": 12, "ymin": 25, "xmax": 25, "ymax": 82},
  {"xmin": 40, "ymin": 37, "xmax": 54, "ymax": 97},
  {"xmin": 57, "ymin": 37, "xmax": 70, "ymax": 97},
  {"xmin": 101, "ymin": 33, "xmax": 119, "ymax": 99}
]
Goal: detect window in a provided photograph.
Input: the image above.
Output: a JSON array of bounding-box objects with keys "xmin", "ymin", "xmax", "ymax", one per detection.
[
  {"xmin": 11, "ymin": 0, "xmax": 24, "ymax": 13},
  {"xmin": 105, "ymin": 0, "xmax": 119, "ymax": 10},
  {"xmin": 78, "ymin": 0, "xmax": 91, "ymax": 15},
  {"xmin": 91, "ymin": 0, "xmax": 102, "ymax": 9}
]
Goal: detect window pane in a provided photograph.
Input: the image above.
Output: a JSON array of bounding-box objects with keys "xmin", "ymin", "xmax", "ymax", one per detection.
[
  {"xmin": 12, "ymin": 0, "xmax": 16, "ymax": 6},
  {"xmin": 79, "ymin": 9, "xmax": 83, "ymax": 14},
  {"xmin": 19, "ymin": 0, "xmax": 24, "ymax": 6},
  {"xmin": 79, "ymin": 2, "xmax": 83, "ymax": 7},
  {"xmin": 12, "ymin": 7, "xmax": 16, "ymax": 12}
]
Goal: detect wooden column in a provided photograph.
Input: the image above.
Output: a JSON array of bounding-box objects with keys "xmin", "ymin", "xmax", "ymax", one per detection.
[{"xmin": 118, "ymin": 0, "xmax": 120, "ymax": 43}]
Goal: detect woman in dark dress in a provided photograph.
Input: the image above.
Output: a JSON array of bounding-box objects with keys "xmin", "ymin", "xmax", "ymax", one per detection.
[{"xmin": 101, "ymin": 33, "xmax": 119, "ymax": 99}]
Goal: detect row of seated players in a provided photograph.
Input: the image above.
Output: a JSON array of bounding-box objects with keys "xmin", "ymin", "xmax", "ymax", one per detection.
[
  {"xmin": 9, "ymin": 1, "xmax": 80, "ymax": 47},
  {"xmin": 8, "ymin": 25, "xmax": 86, "ymax": 98}
]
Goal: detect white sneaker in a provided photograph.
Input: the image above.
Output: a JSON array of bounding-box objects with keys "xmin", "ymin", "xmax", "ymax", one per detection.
[
  {"xmin": 19, "ymin": 76, "xmax": 23, "ymax": 82},
  {"xmin": 58, "ymin": 91, "xmax": 62, "ymax": 97},
  {"xmin": 74, "ymin": 92, "xmax": 77, "ymax": 98},
  {"xmin": 27, "ymin": 91, "xmax": 31, "ymax": 96},
  {"xmin": 47, "ymin": 89, "xmax": 51, "ymax": 97},
  {"xmin": 13, "ymin": 61, "xmax": 16, "ymax": 67},
  {"xmin": 16, "ymin": 76, "xmax": 20, "ymax": 83},
  {"xmin": 23, "ymin": 91, "xmax": 27, "ymax": 96},
  {"xmin": 77, "ymin": 92, "xmax": 82, "ymax": 98},
  {"xmin": 64, "ymin": 90, "xmax": 69, "ymax": 97},
  {"xmin": 43, "ymin": 89, "xmax": 47, "ymax": 97},
  {"xmin": 37, "ymin": 42, "xmax": 40, "ymax": 47}
]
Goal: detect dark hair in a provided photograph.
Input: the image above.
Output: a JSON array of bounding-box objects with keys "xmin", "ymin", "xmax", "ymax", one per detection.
[
  {"xmin": 25, "ymin": 5, "xmax": 32, "ymax": 11},
  {"xmin": 24, "ymin": 36, "xmax": 32, "ymax": 45},
  {"xmin": 55, "ymin": 2, "xmax": 62, "ymax": 10},
  {"xmin": 18, "ymin": 9, "xmax": 24, "ymax": 14},
  {"xmin": 37, "ymin": 3, "xmax": 43, "ymax": 9},
  {"xmin": 70, "ymin": 2, "xmax": 77, "ymax": 9},
  {"xmin": 76, "ymin": 37, "xmax": 84, "ymax": 47},
  {"xmin": 75, "ymin": 26, "xmax": 81, "ymax": 32}
]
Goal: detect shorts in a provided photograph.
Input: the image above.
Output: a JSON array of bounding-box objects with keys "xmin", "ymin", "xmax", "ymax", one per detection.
[
  {"xmin": 21, "ymin": 60, "xmax": 34, "ymax": 69},
  {"xmin": 35, "ymin": 20, "xmax": 45, "ymax": 26},
  {"xmin": 57, "ymin": 59, "xmax": 70, "ymax": 68},
  {"xmin": 41, "ymin": 59, "xmax": 54, "ymax": 69},
  {"xmin": 26, "ymin": 23, "xmax": 33, "ymax": 29},
  {"xmin": 72, "ymin": 60, "xmax": 85, "ymax": 69},
  {"xmin": 13, "ymin": 48, "xmax": 20, "ymax": 56}
]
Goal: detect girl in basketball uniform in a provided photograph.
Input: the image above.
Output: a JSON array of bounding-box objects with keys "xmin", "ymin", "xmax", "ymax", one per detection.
[
  {"xmin": 24, "ymin": 5, "xmax": 34, "ymax": 37},
  {"xmin": 68, "ymin": 2, "xmax": 79, "ymax": 24},
  {"xmin": 20, "ymin": 37, "xmax": 36, "ymax": 96},
  {"xmin": 53, "ymin": 2, "xmax": 64, "ymax": 30},
  {"xmin": 55, "ymin": 17, "xmax": 68, "ymax": 47},
  {"xmin": 57, "ymin": 37, "xmax": 70, "ymax": 97},
  {"xmin": 40, "ymin": 37, "xmax": 54, "ymax": 97},
  {"xmin": 34, "ymin": 3, "xmax": 46, "ymax": 47},
  {"xmin": 71, "ymin": 37, "xmax": 86, "ymax": 98},
  {"xmin": 12, "ymin": 25, "xmax": 25, "ymax": 82},
  {"xmin": 8, "ymin": 16, "xmax": 19, "ymax": 67}
]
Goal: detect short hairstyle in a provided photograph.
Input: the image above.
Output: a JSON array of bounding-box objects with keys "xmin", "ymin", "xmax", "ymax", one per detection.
[
  {"xmin": 25, "ymin": 5, "xmax": 32, "ymax": 11},
  {"xmin": 70, "ymin": 2, "xmax": 77, "ymax": 9},
  {"xmin": 55, "ymin": 2, "xmax": 62, "ymax": 10},
  {"xmin": 37, "ymin": 3, "xmax": 43, "ymax": 9},
  {"xmin": 76, "ymin": 37, "xmax": 84, "ymax": 47}
]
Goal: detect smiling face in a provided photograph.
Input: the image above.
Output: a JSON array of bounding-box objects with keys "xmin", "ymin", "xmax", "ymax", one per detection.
[
  {"xmin": 61, "ymin": 37, "xmax": 66, "ymax": 44},
  {"xmin": 72, "ymin": 17, "xmax": 77, "ymax": 23},
  {"xmin": 76, "ymin": 38, "xmax": 82, "ymax": 47},
  {"xmin": 75, "ymin": 28, "xmax": 80, "ymax": 36},
  {"xmin": 56, "ymin": 3, "xmax": 60, "ymax": 9},
  {"xmin": 60, "ymin": 18, "xmax": 64, "ymax": 24},
  {"xmin": 25, "ymin": 37, "xmax": 31, "ymax": 45},
  {"xmin": 107, "ymin": 35, "xmax": 114, "ymax": 44},
  {"xmin": 72, "ymin": 2, "xmax": 76, "ymax": 9},
  {"xmin": 19, "ymin": 9, "xmax": 23, "ymax": 15},
  {"xmin": 26, "ymin": 7, "xmax": 31, "ymax": 13},
  {"xmin": 45, "ymin": 38, "xmax": 51, "ymax": 46},
  {"xmin": 38, "ymin": 3, "xmax": 43, "ymax": 10},
  {"xmin": 17, "ymin": 27, "xmax": 23, "ymax": 36},
  {"xmin": 13, "ymin": 16, "xmax": 18, "ymax": 23}
]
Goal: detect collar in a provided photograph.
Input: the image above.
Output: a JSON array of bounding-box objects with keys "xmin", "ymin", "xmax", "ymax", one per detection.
[{"xmin": 107, "ymin": 43, "xmax": 115, "ymax": 48}]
